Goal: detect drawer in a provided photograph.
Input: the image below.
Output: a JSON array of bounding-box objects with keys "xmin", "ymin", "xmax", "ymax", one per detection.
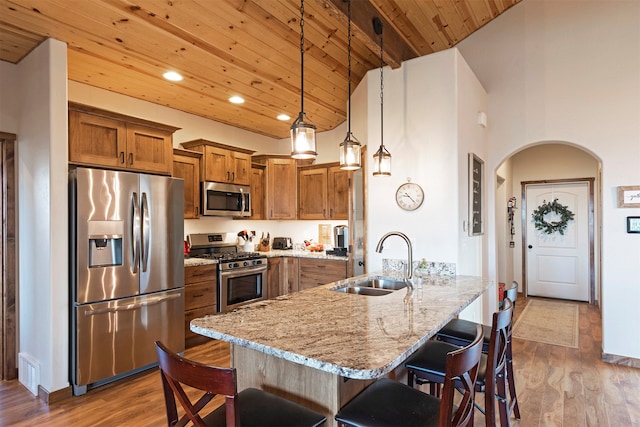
[
  {"xmin": 185, "ymin": 264, "xmax": 217, "ymax": 284},
  {"xmin": 185, "ymin": 281, "xmax": 217, "ymax": 311},
  {"xmin": 298, "ymin": 258, "xmax": 347, "ymax": 290}
]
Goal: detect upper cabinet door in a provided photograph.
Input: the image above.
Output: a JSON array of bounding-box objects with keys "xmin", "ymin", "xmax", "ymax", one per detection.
[
  {"xmin": 126, "ymin": 124, "xmax": 173, "ymax": 175},
  {"xmin": 327, "ymin": 166, "xmax": 350, "ymax": 220},
  {"xmin": 203, "ymin": 145, "xmax": 229, "ymax": 183},
  {"xmin": 266, "ymin": 158, "xmax": 297, "ymax": 220},
  {"xmin": 69, "ymin": 111, "xmax": 127, "ymax": 168},
  {"xmin": 298, "ymin": 167, "xmax": 328, "ymax": 220},
  {"xmin": 231, "ymin": 151, "xmax": 252, "ymax": 186}
]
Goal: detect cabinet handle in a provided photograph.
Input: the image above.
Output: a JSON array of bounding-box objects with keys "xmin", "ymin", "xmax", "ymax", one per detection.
[
  {"xmin": 193, "ymin": 294, "xmax": 203, "ymax": 298},
  {"xmin": 119, "ymin": 152, "xmax": 125, "ymax": 163},
  {"xmin": 128, "ymin": 153, "xmax": 133, "ymax": 165},
  {"xmin": 330, "ymin": 208, "xmax": 333, "ymax": 218},
  {"xmin": 231, "ymin": 172, "xmax": 235, "ymax": 182},
  {"xmin": 323, "ymin": 209, "xmax": 326, "ymax": 217},
  {"xmin": 227, "ymin": 171, "xmax": 230, "ymax": 181},
  {"xmin": 195, "ymin": 207, "xmax": 199, "ymax": 216}
]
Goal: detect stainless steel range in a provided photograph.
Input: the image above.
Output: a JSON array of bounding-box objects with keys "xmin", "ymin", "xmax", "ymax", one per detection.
[{"xmin": 187, "ymin": 233, "xmax": 267, "ymax": 312}]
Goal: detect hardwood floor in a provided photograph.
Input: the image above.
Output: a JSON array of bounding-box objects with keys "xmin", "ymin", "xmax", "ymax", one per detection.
[{"xmin": 1, "ymin": 297, "xmax": 638, "ymax": 426}]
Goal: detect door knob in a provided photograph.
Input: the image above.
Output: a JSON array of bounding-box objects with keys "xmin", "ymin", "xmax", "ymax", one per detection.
[{"xmin": 528, "ymin": 245, "xmax": 533, "ymax": 249}]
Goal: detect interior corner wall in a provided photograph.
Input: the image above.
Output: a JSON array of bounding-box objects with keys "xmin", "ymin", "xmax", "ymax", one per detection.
[
  {"xmin": 457, "ymin": 0, "xmax": 640, "ymax": 360},
  {"xmin": 17, "ymin": 38, "xmax": 69, "ymax": 394}
]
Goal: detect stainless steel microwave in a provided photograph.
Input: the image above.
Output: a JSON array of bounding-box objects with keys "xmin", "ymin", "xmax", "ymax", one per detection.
[{"xmin": 201, "ymin": 181, "xmax": 251, "ymax": 217}]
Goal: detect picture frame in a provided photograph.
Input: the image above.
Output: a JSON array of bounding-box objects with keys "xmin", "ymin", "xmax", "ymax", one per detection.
[
  {"xmin": 627, "ymin": 217, "xmax": 640, "ymax": 233},
  {"xmin": 617, "ymin": 185, "xmax": 640, "ymax": 208},
  {"xmin": 468, "ymin": 153, "xmax": 484, "ymax": 236}
]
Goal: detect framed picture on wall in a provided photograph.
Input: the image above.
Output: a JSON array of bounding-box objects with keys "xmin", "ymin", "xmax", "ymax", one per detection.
[
  {"xmin": 468, "ymin": 153, "xmax": 484, "ymax": 236},
  {"xmin": 627, "ymin": 217, "xmax": 640, "ymax": 233},
  {"xmin": 617, "ymin": 186, "xmax": 640, "ymax": 208}
]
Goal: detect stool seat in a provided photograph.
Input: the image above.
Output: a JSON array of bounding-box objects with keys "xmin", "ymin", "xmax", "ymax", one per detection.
[
  {"xmin": 406, "ymin": 340, "xmax": 488, "ymax": 385},
  {"xmin": 437, "ymin": 319, "xmax": 491, "ymax": 352},
  {"xmin": 335, "ymin": 378, "xmax": 443, "ymax": 427},
  {"xmin": 203, "ymin": 387, "xmax": 326, "ymax": 427}
]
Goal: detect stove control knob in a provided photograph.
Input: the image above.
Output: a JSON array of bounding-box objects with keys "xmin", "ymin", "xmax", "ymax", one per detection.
[{"xmin": 243, "ymin": 261, "xmax": 249, "ymax": 267}]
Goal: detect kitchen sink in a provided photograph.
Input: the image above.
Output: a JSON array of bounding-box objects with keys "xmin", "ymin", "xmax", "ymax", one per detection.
[
  {"xmin": 334, "ymin": 286, "xmax": 393, "ymax": 296},
  {"xmin": 355, "ymin": 278, "xmax": 408, "ymax": 290},
  {"xmin": 331, "ymin": 277, "xmax": 408, "ymax": 296}
]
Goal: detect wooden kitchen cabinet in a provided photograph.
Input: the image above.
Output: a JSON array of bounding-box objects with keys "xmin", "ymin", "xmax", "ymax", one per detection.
[
  {"xmin": 68, "ymin": 103, "xmax": 178, "ymax": 175},
  {"xmin": 253, "ymin": 155, "xmax": 299, "ymax": 220},
  {"xmin": 267, "ymin": 257, "xmax": 300, "ymax": 297},
  {"xmin": 298, "ymin": 258, "xmax": 347, "ymax": 291},
  {"xmin": 298, "ymin": 163, "xmax": 350, "ymax": 220},
  {"xmin": 172, "ymin": 149, "xmax": 201, "ymax": 219},
  {"xmin": 250, "ymin": 164, "xmax": 265, "ymax": 219},
  {"xmin": 181, "ymin": 139, "xmax": 254, "ymax": 186},
  {"xmin": 184, "ymin": 264, "xmax": 217, "ymax": 348}
]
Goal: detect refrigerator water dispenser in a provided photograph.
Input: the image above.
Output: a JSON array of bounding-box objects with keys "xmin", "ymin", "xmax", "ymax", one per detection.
[{"xmin": 89, "ymin": 237, "xmax": 123, "ymax": 267}]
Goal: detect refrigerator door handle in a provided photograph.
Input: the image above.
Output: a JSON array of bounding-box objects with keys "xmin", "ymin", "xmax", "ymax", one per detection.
[
  {"xmin": 141, "ymin": 192, "xmax": 150, "ymax": 272},
  {"xmin": 82, "ymin": 293, "xmax": 182, "ymax": 316},
  {"xmin": 132, "ymin": 192, "xmax": 141, "ymax": 274}
]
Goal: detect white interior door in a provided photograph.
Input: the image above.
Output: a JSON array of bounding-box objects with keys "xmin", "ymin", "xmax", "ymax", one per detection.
[{"xmin": 525, "ymin": 182, "xmax": 590, "ymax": 301}]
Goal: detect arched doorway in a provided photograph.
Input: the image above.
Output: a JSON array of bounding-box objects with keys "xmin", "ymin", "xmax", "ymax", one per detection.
[{"xmin": 494, "ymin": 142, "xmax": 601, "ymax": 304}]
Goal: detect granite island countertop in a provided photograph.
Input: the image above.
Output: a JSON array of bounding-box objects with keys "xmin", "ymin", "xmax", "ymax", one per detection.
[{"xmin": 190, "ymin": 272, "xmax": 491, "ymax": 380}]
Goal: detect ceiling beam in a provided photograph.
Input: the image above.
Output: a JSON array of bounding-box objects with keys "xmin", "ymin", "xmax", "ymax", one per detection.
[{"xmin": 319, "ymin": 0, "xmax": 418, "ymax": 69}]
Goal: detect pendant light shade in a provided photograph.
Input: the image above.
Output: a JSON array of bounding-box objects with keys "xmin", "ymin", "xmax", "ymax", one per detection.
[
  {"xmin": 291, "ymin": 0, "xmax": 317, "ymax": 160},
  {"xmin": 339, "ymin": 0, "xmax": 361, "ymax": 170},
  {"xmin": 372, "ymin": 17, "xmax": 391, "ymax": 176}
]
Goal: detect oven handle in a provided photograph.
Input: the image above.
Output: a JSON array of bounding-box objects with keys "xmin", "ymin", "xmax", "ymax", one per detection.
[{"xmin": 220, "ymin": 264, "xmax": 267, "ymax": 277}]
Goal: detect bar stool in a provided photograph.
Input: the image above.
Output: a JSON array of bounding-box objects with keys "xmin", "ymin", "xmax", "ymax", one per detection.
[
  {"xmin": 155, "ymin": 341, "xmax": 326, "ymax": 427},
  {"xmin": 436, "ymin": 281, "xmax": 520, "ymax": 420},
  {"xmin": 334, "ymin": 325, "xmax": 483, "ymax": 427},
  {"xmin": 405, "ymin": 299, "xmax": 515, "ymax": 427}
]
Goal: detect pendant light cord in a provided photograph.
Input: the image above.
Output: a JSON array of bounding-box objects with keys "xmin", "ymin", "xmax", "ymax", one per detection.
[
  {"xmin": 299, "ymin": 0, "xmax": 305, "ymax": 116},
  {"xmin": 347, "ymin": 0, "xmax": 352, "ymax": 136},
  {"xmin": 379, "ymin": 21, "xmax": 384, "ymax": 149}
]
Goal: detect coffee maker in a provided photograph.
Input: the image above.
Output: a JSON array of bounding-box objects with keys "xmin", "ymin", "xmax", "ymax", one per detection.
[{"xmin": 332, "ymin": 225, "xmax": 348, "ymax": 255}]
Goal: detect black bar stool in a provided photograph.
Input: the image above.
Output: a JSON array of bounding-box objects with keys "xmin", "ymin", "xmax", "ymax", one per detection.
[
  {"xmin": 155, "ymin": 341, "xmax": 326, "ymax": 427},
  {"xmin": 334, "ymin": 325, "xmax": 483, "ymax": 427},
  {"xmin": 405, "ymin": 298, "xmax": 516, "ymax": 427},
  {"xmin": 436, "ymin": 281, "xmax": 520, "ymax": 421}
]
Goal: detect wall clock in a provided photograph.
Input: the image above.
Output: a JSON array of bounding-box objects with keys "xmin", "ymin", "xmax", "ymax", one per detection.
[{"xmin": 395, "ymin": 179, "xmax": 424, "ymax": 211}]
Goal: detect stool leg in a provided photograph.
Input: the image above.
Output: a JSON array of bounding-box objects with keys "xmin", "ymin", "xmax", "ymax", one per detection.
[
  {"xmin": 496, "ymin": 368, "xmax": 511, "ymax": 427},
  {"xmin": 506, "ymin": 340, "xmax": 521, "ymax": 419}
]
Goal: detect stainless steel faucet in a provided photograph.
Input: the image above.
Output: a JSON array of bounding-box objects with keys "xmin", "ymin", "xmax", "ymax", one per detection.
[{"xmin": 375, "ymin": 231, "xmax": 413, "ymax": 288}]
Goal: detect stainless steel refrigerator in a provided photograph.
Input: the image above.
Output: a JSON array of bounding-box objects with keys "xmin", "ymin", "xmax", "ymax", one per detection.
[{"xmin": 70, "ymin": 167, "xmax": 184, "ymax": 395}]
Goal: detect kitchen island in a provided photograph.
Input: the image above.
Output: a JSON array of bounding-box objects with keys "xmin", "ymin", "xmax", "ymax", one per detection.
[{"xmin": 191, "ymin": 272, "xmax": 490, "ymax": 425}]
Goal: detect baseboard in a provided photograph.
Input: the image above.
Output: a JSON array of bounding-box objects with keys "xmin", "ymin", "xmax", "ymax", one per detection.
[
  {"xmin": 38, "ymin": 385, "xmax": 72, "ymax": 404},
  {"xmin": 602, "ymin": 352, "xmax": 640, "ymax": 369}
]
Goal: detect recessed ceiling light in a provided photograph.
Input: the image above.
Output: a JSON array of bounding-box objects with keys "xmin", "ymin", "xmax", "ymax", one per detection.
[
  {"xmin": 277, "ymin": 114, "xmax": 291, "ymax": 121},
  {"xmin": 229, "ymin": 96, "xmax": 245, "ymax": 104},
  {"xmin": 163, "ymin": 71, "xmax": 183, "ymax": 82}
]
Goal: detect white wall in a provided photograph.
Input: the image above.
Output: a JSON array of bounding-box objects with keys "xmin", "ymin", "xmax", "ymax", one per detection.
[
  {"xmin": 15, "ymin": 39, "xmax": 69, "ymax": 394},
  {"xmin": 362, "ymin": 48, "xmax": 491, "ymax": 321},
  {"xmin": 0, "ymin": 61, "xmax": 19, "ymax": 132},
  {"xmin": 458, "ymin": 0, "xmax": 640, "ymax": 361}
]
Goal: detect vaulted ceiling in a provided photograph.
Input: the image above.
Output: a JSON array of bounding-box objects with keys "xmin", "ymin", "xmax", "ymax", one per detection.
[{"xmin": 0, "ymin": 0, "xmax": 521, "ymax": 138}]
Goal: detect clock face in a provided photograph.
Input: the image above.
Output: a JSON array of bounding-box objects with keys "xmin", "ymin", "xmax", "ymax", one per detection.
[{"xmin": 395, "ymin": 182, "xmax": 424, "ymax": 211}]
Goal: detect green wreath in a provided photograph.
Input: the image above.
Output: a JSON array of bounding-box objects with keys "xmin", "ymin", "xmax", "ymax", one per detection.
[{"xmin": 532, "ymin": 199, "xmax": 575, "ymax": 235}]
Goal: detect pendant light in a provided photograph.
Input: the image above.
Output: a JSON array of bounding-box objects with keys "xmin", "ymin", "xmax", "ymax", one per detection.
[
  {"xmin": 339, "ymin": 0, "xmax": 362, "ymax": 170},
  {"xmin": 291, "ymin": 0, "xmax": 317, "ymax": 160},
  {"xmin": 372, "ymin": 17, "xmax": 391, "ymax": 176}
]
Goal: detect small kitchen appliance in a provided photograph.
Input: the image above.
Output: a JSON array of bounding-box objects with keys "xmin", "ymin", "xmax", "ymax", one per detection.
[
  {"xmin": 334, "ymin": 225, "xmax": 348, "ymax": 250},
  {"xmin": 272, "ymin": 237, "xmax": 293, "ymax": 250},
  {"xmin": 187, "ymin": 233, "xmax": 267, "ymax": 312}
]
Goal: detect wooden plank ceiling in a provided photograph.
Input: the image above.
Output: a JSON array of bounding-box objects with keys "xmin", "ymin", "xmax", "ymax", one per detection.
[{"xmin": 0, "ymin": 0, "xmax": 521, "ymax": 139}]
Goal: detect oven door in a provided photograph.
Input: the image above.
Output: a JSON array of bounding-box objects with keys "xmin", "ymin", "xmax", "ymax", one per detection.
[
  {"xmin": 202, "ymin": 181, "xmax": 250, "ymax": 217},
  {"xmin": 219, "ymin": 264, "xmax": 266, "ymax": 312}
]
